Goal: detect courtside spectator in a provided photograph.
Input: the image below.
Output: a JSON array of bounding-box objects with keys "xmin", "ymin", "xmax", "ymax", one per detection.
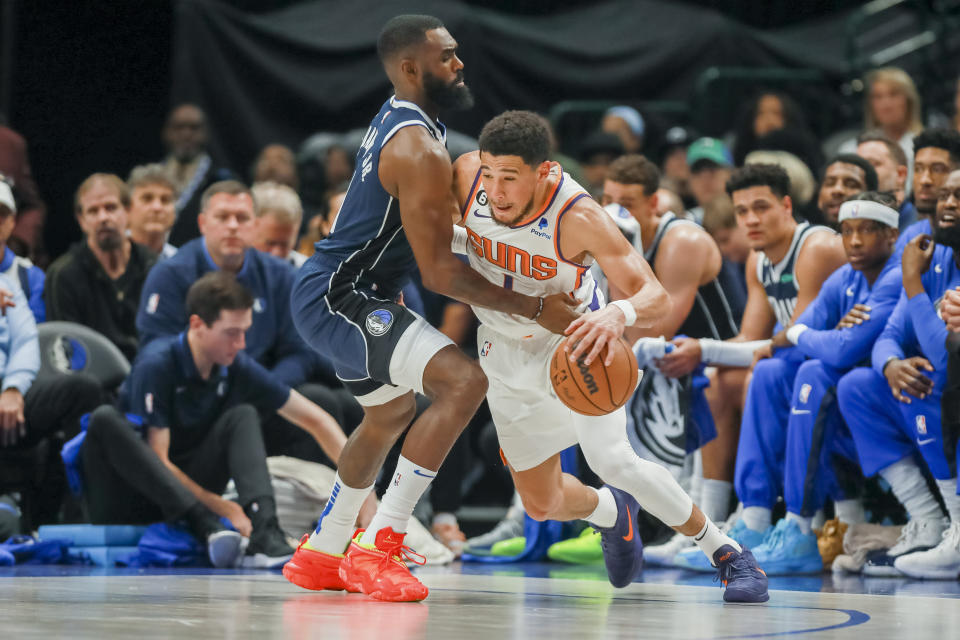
[
  {"xmin": 127, "ymin": 164, "xmax": 178, "ymax": 258},
  {"xmin": 252, "ymin": 144, "xmax": 299, "ymax": 190},
  {"xmin": 251, "ymin": 181, "xmax": 307, "ymax": 268},
  {"xmin": 45, "ymin": 174, "xmax": 157, "ymax": 361},
  {"xmin": 162, "ymin": 104, "xmax": 235, "ymax": 247},
  {"xmin": 602, "ymin": 106, "xmax": 644, "ymax": 154},
  {"xmin": 0, "ymin": 181, "xmax": 44, "ymax": 321},
  {"xmin": 856, "ymin": 131, "xmax": 914, "ymax": 228},
  {"xmin": 136, "ymin": 180, "xmax": 352, "ymax": 462},
  {"xmin": 0, "ymin": 273, "xmax": 101, "ymax": 524},
  {"xmin": 0, "ymin": 122, "xmax": 45, "ymax": 262},
  {"xmin": 686, "ymin": 137, "xmax": 734, "ymax": 224}
]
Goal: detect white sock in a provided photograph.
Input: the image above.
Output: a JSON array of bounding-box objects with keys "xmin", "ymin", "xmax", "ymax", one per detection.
[
  {"xmin": 700, "ymin": 479, "xmax": 733, "ymax": 524},
  {"xmin": 786, "ymin": 511, "xmax": 813, "ymax": 535},
  {"xmin": 741, "ymin": 506, "xmax": 772, "ymax": 533},
  {"xmin": 692, "ymin": 518, "xmax": 741, "ymax": 561},
  {"xmin": 834, "ymin": 499, "xmax": 865, "ymax": 525},
  {"xmin": 308, "ymin": 474, "xmax": 372, "ymax": 554},
  {"xmin": 361, "ymin": 455, "xmax": 435, "ymax": 546},
  {"xmin": 585, "ymin": 486, "xmax": 618, "ymax": 528},
  {"xmin": 935, "ymin": 478, "xmax": 960, "ymax": 522},
  {"xmin": 879, "ymin": 458, "xmax": 943, "ymax": 521}
]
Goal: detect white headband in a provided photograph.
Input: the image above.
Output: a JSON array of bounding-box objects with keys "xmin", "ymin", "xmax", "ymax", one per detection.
[{"xmin": 838, "ymin": 200, "xmax": 899, "ymax": 228}]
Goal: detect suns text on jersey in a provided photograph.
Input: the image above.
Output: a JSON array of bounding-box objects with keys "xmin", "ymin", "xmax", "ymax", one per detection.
[{"xmin": 465, "ymin": 227, "xmax": 558, "ymax": 280}]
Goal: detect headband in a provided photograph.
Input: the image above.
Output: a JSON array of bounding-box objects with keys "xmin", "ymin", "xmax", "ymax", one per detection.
[{"xmin": 838, "ymin": 200, "xmax": 898, "ymax": 228}]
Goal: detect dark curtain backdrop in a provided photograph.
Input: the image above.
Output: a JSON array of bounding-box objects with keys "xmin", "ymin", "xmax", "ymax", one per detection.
[{"xmin": 172, "ymin": 0, "xmax": 860, "ymax": 178}]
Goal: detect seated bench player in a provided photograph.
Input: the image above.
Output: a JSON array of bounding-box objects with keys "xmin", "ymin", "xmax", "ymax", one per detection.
[{"xmin": 83, "ymin": 272, "xmax": 354, "ymax": 568}]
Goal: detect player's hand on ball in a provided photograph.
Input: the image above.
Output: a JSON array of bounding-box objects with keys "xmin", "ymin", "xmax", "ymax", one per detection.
[
  {"xmin": 942, "ymin": 289, "xmax": 960, "ymax": 332},
  {"xmin": 883, "ymin": 356, "xmax": 934, "ymax": 403},
  {"xmin": 565, "ymin": 305, "xmax": 626, "ymax": 366},
  {"xmin": 656, "ymin": 336, "xmax": 701, "ymax": 378},
  {"xmin": 536, "ymin": 292, "xmax": 580, "ymax": 334},
  {"xmin": 836, "ymin": 304, "xmax": 871, "ymax": 329}
]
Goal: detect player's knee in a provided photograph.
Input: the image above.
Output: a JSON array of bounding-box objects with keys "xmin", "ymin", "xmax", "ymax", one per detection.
[
  {"xmin": 87, "ymin": 405, "xmax": 126, "ymax": 438},
  {"xmin": 442, "ymin": 360, "xmax": 488, "ymax": 405},
  {"xmin": 752, "ymin": 357, "xmax": 788, "ymax": 385}
]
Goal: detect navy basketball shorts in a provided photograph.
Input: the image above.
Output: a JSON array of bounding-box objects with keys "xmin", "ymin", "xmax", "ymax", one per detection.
[{"xmin": 292, "ymin": 267, "xmax": 453, "ymax": 407}]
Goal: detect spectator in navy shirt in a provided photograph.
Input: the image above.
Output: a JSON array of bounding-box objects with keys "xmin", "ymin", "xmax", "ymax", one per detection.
[
  {"xmin": 85, "ymin": 272, "xmax": 357, "ymax": 567},
  {"xmin": 136, "ymin": 180, "xmax": 355, "ymax": 461}
]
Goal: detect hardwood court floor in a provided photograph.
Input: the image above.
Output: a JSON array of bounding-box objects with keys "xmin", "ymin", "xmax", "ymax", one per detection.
[{"xmin": 1, "ymin": 563, "xmax": 958, "ymax": 639}]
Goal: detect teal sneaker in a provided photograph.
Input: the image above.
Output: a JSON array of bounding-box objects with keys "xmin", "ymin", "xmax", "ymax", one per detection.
[
  {"xmin": 751, "ymin": 519, "xmax": 823, "ymax": 575},
  {"xmin": 673, "ymin": 519, "xmax": 770, "ymax": 573}
]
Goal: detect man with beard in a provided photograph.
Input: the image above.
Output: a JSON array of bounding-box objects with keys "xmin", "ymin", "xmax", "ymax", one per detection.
[
  {"xmin": 836, "ymin": 169, "xmax": 960, "ymax": 578},
  {"xmin": 46, "ymin": 173, "xmax": 157, "ymax": 360},
  {"xmin": 283, "ymin": 16, "xmax": 576, "ymax": 602},
  {"xmin": 449, "ymin": 111, "xmax": 768, "ymax": 602},
  {"xmin": 893, "ymin": 129, "xmax": 960, "ymax": 261},
  {"xmin": 816, "ymin": 154, "xmax": 878, "ymax": 226},
  {"xmin": 161, "ymin": 104, "xmax": 235, "ymax": 247}
]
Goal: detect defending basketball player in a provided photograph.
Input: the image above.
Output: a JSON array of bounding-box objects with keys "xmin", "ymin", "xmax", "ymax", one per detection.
[
  {"xmin": 283, "ymin": 17, "xmax": 577, "ymax": 602},
  {"xmin": 451, "ymin": 111, "xmax": 769, "ymax": 603}
]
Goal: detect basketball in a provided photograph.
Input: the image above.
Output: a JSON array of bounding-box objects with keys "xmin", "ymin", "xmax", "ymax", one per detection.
[{"xmin": 550, "ymin": 337, "xmax": 639, "ymax": 416}]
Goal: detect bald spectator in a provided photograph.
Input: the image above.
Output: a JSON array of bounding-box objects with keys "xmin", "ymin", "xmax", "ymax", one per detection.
[
  {"xmin": 251, "ymin": 181, "xmax": 307, "ymax": 268},
  {"xmin": 0, "ymin": 181, "xmax": 44, "ymax": 321},
  {"xmin": 655, "ymin": 187, "xmax": 686, "ymax": 217},
  {"xmin": 161, "ymin": 104, "xmax": 235, "ymax": 247},
  {"xmin": 45, "ymin": 174, "xmax": 157, "ymax": 360},
  {"xmin": 127, "ymin": 164, "xmax": 178, "ymax": 259}
]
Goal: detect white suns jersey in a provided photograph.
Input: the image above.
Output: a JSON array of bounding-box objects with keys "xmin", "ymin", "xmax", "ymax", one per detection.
[{"xmin": 462, "ymin": 163, "xmax": 604, "ymax": 340}]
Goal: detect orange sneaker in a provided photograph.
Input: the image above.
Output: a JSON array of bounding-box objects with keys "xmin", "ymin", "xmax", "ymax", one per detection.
[
  {"xmin": 339, "ymin": 528, "xmax": 429, "ymax": 602},
  {"xmin": 283, "ymin": 535, "xmax": 359, "ymax": 592}
]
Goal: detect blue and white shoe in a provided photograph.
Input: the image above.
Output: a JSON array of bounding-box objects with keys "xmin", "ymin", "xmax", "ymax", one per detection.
[
  {"xmin": 714, "ymin": 544, "xmax": 770, "ymax": 603},
  {"xmin": 595, "ymin": 485, "xmax": 643, "ymax": 587},
  {"xmin": 674, "ymin": 519, "xmax": 769, "ymax": 573},
  {"xmin": 751, "ymin": 519, "xmax": 822, "ymax": 575}
]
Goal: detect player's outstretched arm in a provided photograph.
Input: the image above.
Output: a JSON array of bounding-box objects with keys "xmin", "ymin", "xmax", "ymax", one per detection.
[
  {"xmin": 380, "ymin": 128, "xmax": 576, "ymax": 332},
  {"xmin": 559, "ymin": 198, "xmax": 671, "ymax": 365}
]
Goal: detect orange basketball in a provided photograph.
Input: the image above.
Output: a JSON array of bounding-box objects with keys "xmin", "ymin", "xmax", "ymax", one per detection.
[{"xmin": 550, "ymin": 337, "xmax": 639, "ymax": 416}]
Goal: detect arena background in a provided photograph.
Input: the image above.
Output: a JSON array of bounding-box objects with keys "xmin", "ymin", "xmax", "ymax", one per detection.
[{"xmin": 3, "ymin": 0, "xmax": 959, "ymax": 258}]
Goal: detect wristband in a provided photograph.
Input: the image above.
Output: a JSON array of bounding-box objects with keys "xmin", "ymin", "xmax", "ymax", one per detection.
[
  {"xmin": 450, "ymin": 225, "xmax": 468, "ymax": 255},
  {"xmin": 532, "ymin": 297, "xmax": 544, "ymax": 321},
  {"xmin": 785, "ymin": 324, "xmax": 808, "ymax": 346},
  {"xmin": 608, "ymin": 299, "xmax": 637, "ymax": 326}
]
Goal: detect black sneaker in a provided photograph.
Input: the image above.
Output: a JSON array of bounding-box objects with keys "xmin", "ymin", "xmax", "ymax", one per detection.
[{"xmin": 243, "ymin": 516, "xmax": 295, "ymax": 568}]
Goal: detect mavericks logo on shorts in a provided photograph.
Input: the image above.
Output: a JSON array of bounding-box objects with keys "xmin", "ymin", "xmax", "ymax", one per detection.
[{"xmin": 366, "ymin": 309, "xmax": 394, "ymax": 336}]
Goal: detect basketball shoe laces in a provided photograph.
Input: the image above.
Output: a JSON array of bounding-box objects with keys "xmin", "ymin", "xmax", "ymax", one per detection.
[
  {"xmin": 377, "ymin": 533, "xmax": 427, "ymax": 572},
  {"xmin": 714, "ymin": 549, "xmax": 758, "ymax": 587}
]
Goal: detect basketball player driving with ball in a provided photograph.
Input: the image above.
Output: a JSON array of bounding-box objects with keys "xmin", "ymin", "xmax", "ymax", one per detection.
[{"xmin": 451, "ymin": 111, "xmax": 769, "ymax": 602}]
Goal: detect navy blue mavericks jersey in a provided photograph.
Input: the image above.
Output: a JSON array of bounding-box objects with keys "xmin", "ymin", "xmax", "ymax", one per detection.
[
  {"xmin": 757, "ymin": 221, "xmax": 833, "ymax": 327},
  {"xmin": 309, "ymin": 96, "xmax": 447, "ymax": 301}
]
